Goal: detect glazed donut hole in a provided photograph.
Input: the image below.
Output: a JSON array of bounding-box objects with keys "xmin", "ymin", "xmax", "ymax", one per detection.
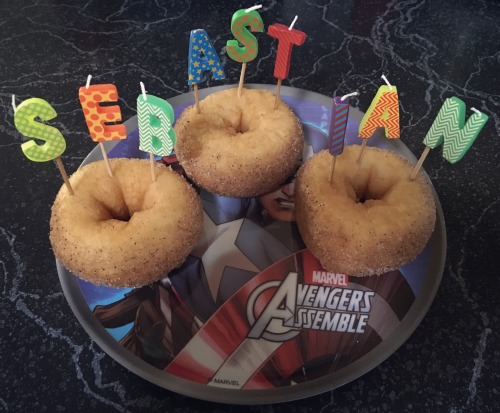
[{"xmin": 345, "ymin": 165, "xmax": 401, "ymax": 205}]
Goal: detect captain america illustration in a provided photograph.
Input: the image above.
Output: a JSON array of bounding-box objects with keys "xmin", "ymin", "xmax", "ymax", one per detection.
[
  {"xmin": 93, "ymin": 125, "xmax": 320, "ymax": 366},
  {"xmin": 92, "ymin": 125, "xmax": 418, "ymax": 385}
]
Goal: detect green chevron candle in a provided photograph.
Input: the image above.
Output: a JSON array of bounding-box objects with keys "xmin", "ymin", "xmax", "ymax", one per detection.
[
  {"xmin": 423, "ymin": 97, "xmax": 488, "ymax": 164},
  {"xmin": 137, "ymin": 93, "xmax": 176, "ymax": 158},
  {"xmin": 137, "ymin": 85, "xmax": 177, "ymax": 182},
  {"xmin": 410, "ymin": 98, "xmax": 488, "ymax": 180}
]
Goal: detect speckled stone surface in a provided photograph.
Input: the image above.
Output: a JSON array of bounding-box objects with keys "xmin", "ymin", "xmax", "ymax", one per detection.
[{"xmin": 1, "ymin": 0, "xmax": 499, "ymax": 412}]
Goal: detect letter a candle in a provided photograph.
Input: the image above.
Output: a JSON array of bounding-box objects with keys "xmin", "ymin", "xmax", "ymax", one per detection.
[
  {"xmin": 226, "ymin": 5, "xmax": 264, "ymax": 97},
  {"xmin": 137, "ymin": 82, "xmax": 176, "ymax": 182},
  {"xmin": 188, "ymin": 29, "xmax": 226, "ymax": 114},
  {"xmin": 358, "ymin": 75, "xmax": 400, "ymax": 164},
  {"xmin": 13, "ymin": 95, "xmax": 73, "ymax": 195},
  {"xmin": 267, "ymin": 16, "xmax": 306, "ymax": 109},
  {"xmin": 410, "ymin": 98, "xmax": 488, "ymax": 180},
  {"xmin": 78, "ymin": 75, "xmax": 127, "ymax": 177}
]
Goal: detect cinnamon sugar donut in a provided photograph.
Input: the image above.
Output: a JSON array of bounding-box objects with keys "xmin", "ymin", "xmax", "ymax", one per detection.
[
  {"xmin": 50, "ymin": 159, "xmax": 203, "ymax": 287},
  {"xmin": 295, "ymin": 145, "xmax": 436, "ymax": 276},
  {"xmin": 174, "ymin": 88, "xmax": 303, "ymax": 197}
]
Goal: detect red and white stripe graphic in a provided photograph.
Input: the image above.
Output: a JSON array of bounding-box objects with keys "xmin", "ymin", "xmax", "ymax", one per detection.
[{"xmin": 165, "ymin": 250, "xmax": 414, "ymax": 388}]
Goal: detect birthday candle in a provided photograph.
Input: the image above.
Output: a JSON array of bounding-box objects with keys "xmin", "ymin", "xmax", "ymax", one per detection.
[
  {"xmin": 328, "ymin": 97, "xmax": 349, "ymax": 156},
  {"xmin": 137, "ymin": 94, "xmax": 176, "ymax": 157},
  {"xmin": 78, "ymin": 84, "xmax": 126, "ymax": 142},
  {"xmin": 359, "ymin": 85, "xmax": 400, "ymax": 139},
  {"xmin": 267, "ymin": 22, "xmax": 306, "ymax": 80},
  {"xmin": 226, "ymin": 8, "xmax": 264, "ymax": 63},
  {"xmin": 188, "ymin": 29, "xmax": 225, "ymax": 86},
  {"xmin": 13, "ymin": 96, "xmax": 73, "ymax": 194},
  {"xmin": 14, "ymin": 98, "xmax": 66, "ymax": 162},
  {"xmin": 423, "ymin": 97, "xmax": 488, "ymax": 164}
]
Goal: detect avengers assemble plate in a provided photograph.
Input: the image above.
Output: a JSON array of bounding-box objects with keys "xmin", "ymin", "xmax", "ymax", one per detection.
[{"xmin": 57, "ymin": 85, "xmax": 446, "ymax": 404}]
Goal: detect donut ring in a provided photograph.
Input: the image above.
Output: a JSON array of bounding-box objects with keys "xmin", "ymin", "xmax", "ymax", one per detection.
[
  {"xmin": 295, "ymin": 146, "xmax": 436, "ymax": 276},
  {"xmin": 50, "ymin": 159, "xmax": 203, "ymax": 287},
  {"xmin": 175, "ymin": 88, "xmax": 304, "ymax": 197}
]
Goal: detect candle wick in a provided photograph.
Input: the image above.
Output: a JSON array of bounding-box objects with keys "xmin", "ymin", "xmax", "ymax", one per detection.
[
  {"xmin": 140, "ymin": 81, "xmax": 147, "ymax": 100},
  {"xmin": 340, "ymin": 91, "xmax": 359, "ymax": 101},
  {"xmin": 11, "ymin": 94, "xmax": 17, "ymax": 112},
  {"xmin": 471, "ymin": 107, "xmax": 482, "ymax": 115},
  {"xmin": 381, "ymin": 74, "xmax": 393, "ymax": 90},
  {"xmin": 288, "ymin": 15, "xmax": 298, "ymax": 30},
  {"xmin": 85, "ymin": 74, "xmax": 92, "ymax": 90},
  {"xmin": 245, "ymin": 4, "xmax": 262, "ymax": 12}
]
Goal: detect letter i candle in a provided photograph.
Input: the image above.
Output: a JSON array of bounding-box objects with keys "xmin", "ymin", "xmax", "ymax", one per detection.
[
  {"xmin": 13, "ymin": 95, "xmax": 74, "ymax": 195},
  {"xmin": 267, "ymin": 16, "xmax": 307, "ymax": 109},
  {"xmin": 328, "ymin": 92, "xmax": 357, "ymax": 183}
]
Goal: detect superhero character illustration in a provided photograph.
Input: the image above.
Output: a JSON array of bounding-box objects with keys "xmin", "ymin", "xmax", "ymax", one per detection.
[
  {"xmin": 93, "ymin": 125, "xmax": 323, "ymax": 369},
  {"xmin": 91, "ymin": 124, "xmax": 420, "ymax": 386}
]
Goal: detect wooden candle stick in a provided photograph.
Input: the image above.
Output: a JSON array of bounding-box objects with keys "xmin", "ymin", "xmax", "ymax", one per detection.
[
  {"xmin": 357, "ymin": 138, "xmax": 368, "ymax": 164},
  {"xmin": 193, "ymin": 84, "xmax": 201, "ymax": 114},
  {"xmin": 238, "ymin": 62, "xmax": 247, "ymax": 98},
  {"xmin": 410, "ymin": 146, "xmax": 431, "ymax": 180},
  {"xmin": 329, "ymin": 155, "xmax": 337, "ymax": 183},
  {"xmin": 98, "ymin": 142, "xmax": 114, "ymax": 178},
  {"xmin": 54, "ymin": 157, "xmax": 74, "ymax": 195},
  {"xmin": 274, "ymin": 78, "xmax": 282, "ymax": 109},
  {"xmin": 150, "ymin": 153, "xmax": 156, "ymax": 182}
]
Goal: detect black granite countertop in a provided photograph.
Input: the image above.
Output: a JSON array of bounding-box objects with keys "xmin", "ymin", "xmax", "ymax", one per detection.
[{"xmin": 1, "ymin": 1, "xmax": 499, "ymax": 412}]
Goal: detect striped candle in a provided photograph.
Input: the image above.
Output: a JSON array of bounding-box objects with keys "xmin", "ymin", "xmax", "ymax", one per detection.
[
  {"xmin": 267, "ymin": 23, "xmax": 306, "ymax": 80},
  {"xmin": 328, "ymin": 97, "xmax": 349, "ymax": 155}
]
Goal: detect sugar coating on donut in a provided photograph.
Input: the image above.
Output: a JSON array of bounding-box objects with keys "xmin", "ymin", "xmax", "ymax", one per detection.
[
  {"xmin": 295, "ymin": 145, "xmax": 436, "ymax": 276},
  {"xmin": 175, "ymin": 88, "xmax": 304, "ymax": 197},
  {"xmin": 50, "ymin": 159, "xmax": 203, "ymax": 287}
]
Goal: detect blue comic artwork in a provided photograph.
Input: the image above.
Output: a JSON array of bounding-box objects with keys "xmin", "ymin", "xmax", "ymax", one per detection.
[{"xmin": 75, "ymin": 95, "xmax": 429, "ymax": 376}]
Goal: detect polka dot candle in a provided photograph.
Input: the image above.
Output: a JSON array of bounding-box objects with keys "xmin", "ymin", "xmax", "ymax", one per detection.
[
  {"xmin": 78, "ymin": 84, "xmax": 126, "ymax": 142},
  {"xmin": 14, "ymin": 98, "xmax": 66, "ymax": 162},
  {"xmin": 226, "ymin": 8, "xmax": 264, "ymax": 63}
]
